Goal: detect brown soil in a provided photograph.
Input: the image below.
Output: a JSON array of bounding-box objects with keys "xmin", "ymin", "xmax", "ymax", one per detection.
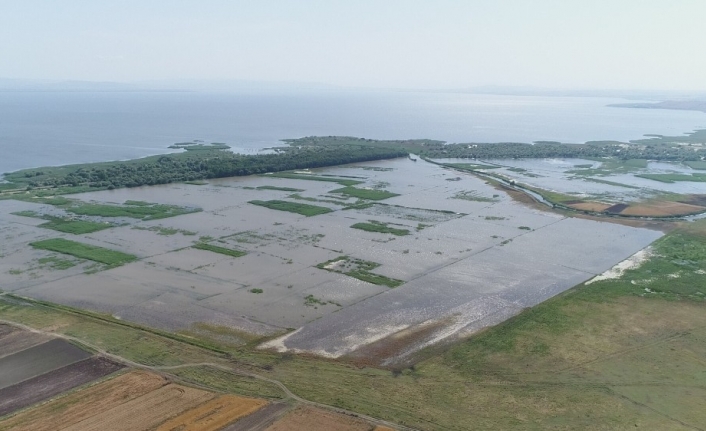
[
  {"xmin": 374, "ymin": 427, "xmax": 397, "ymax": 431},
  {"xmin": 221, "ymin": 403, "xmax": 290, "ymax": 431},
  {"xmin": 155, "ymin": 394, "xmax": 267, "ymax": 431},
  {"xmin": 568, "ymin": 202, "xmax": 611, "ymax": 212},
  {"xmin": 619, "ymin": 200, "xmax": 706, "ymax": 217},
  {"xmin": 0, "ymin": 357, "xmax": 124, "ymax": 418},
  {"xmin": 264, "ymin": 406, "xmax": 373, "ymax": 431},
  {"xmin": 61, "ymin": 384, "xmax": 215, "ymax": 431},
  {"xmin": 0, "ymin": 370, "xmax": 166, "ymax": 431},
  {"xmin": 346, "ymin": 319, "xmax": 451, "ymax": 368},
  {"xmin": 677, "ymin": 194, "xmax": 706, "ymax": 206},
  {"xmin": 0, "ymin": 330, "xmax": 52, "ymax": 360}
]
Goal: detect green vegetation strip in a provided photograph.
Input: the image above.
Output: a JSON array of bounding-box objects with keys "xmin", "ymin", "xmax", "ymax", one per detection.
[
  {"xmin": 331, "ymin": 186, "xmax": 399, "ymax": 200},
  {"xmin": 265, "ymin": 172, "xmax": 362, "ymax": 186},
  {"xmin": 193, "ymin": 243, "xmax": 247, "ymax": 258},
  {"xmin": 317, "ymin": 256, "xmax": 404, "ymax": 288},
  {"xmin": 30, "ymin": 238, "xmax": 137, "ymax": 266},
  {"xmin": 66, "ymin": 201, "xmax": 201, "ymax": 220},
  {"xmin": 11, "ymin": 211, "xmax": 115, "ymax": 234},
  {"xmin": 351, "ymin": 221, "xmax": 409, "ymax": 236},
  {"xmin": 256, "ymin": 185, "xmax": 305, "ymax": 192},
  {"xmin": 249, "ymin": 200, "xmax": 333, "ymax": 216},
  {"xmin": 636, "ymin": 173, "xmax": 706, "ymax": 183}
]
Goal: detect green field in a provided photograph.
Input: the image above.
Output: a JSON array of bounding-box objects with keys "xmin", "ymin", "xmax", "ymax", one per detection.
[
  {"xmin": 685, "ymin": 160, "xmax": 706, "ymax": 170},
  {"xmin": 249, "ymin": 199, "xmax": 334, "ymax": 216},
  {"xmin": 265, "ymin": 172, "xmax": 362, "ymax": 186},
  {"xmin": 256, "ymin": 185, "xmax": 305, "ymax": 192},
  {"xmin": 350, "ymin": 221, "xmax": 410, "ymax": 236},
  {"xmin": 317, "ymin": 256, "xmax": 404, "ymax": 288},
  {"xmin": 330, "ymin": 186, "xmax": 399, "ymax": 200},
  {"xmin": 38, "ymin": 219, "xmax": 114, "ymax": 234},
  {"xmin": 193, "ymin": 243, "xmax": 247, "ymax": 258},
  {"xmin": 66, "ymin": 201, "xmax": 201, "ymax": 220},
  {"xmin": 30, "ymin": 238, "xmax": 137, "ymax": 266},
  {"xmin": 636, "ymin": 173, "xmax": 706, "ymax": 183}
]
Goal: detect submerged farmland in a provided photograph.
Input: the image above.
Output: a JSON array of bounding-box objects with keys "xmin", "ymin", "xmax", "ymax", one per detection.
[{"xmin": 0, "ymin": 157, "xmax": 660, "ymax": 363}]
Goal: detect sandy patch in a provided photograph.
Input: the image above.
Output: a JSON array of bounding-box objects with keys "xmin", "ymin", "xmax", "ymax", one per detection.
[{"xmin": 586, "ymin": 247, "xmax": 652, "ymax": 284}]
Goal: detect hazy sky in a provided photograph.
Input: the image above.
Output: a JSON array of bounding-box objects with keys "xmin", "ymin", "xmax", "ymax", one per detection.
[{"xmin": 1, "ymin": 0, "xmax": 705, "ymax": 90}]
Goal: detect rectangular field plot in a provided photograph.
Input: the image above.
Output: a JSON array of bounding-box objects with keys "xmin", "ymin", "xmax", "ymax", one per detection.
[
  {"xmin": 0, "ymin": 328, "xmax": 52, "ymax": 360},
  {"xmin": 155, "ymin": 395, "xmax": 267, "ymax": 431},
  {"xmin": 264, "ymin": 406, "xmax": 373, "ymax": 431},
  {"xmin": 60, "ymin": 384, "xmax": 215, "ymax": 431},
  {"xmin": 0, "ymin": 339, "xmax": 91, "ymax": 389},
  {"xmin": 0, "ymin": 357, "xmax": 124, "ymax": 417},
  {"xmin": 221, "ymin": 402, "xmax": 290, "ymax": 431},
  {"xmin": 0, "ymin": 371, "xmax": 167, "ymax": 431}
]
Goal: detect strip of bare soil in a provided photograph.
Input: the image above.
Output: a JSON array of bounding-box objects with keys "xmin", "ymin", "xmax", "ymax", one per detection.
[
  {"xmin": 221, "ymin": 403, "xmax": 291, "ymax": 431},
  {"xmin": 264, "ymin": 406, "xmax": 374, "ymax": 431},
  {"xmin": 0, "ymin": 356, "xmax": 124, "ymax": 417}
]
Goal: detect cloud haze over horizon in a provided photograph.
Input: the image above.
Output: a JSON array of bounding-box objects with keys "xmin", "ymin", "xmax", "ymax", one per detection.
[{"xmin": 1, "ymin": 0, "xmax": 705, "ymax": 91}]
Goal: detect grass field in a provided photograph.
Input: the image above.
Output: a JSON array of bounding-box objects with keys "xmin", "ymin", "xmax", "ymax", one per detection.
[
  {"xmin": 3, "ymin": 220, "xmax": 706, "ymax": 430},
  {"xmin": 685, "ymin": 160, "xmax": 706, "ymax": 170},
  {"xmin": 66, "ymin": 201, "xmax": 201, "ymax": 220},
  {"xmin": 256, "ymin": 185, "xmax": 305, "ymax": 192},
  {"xmin": 30, "ymin": 239, "xmax": 137, "ymax": 266},
  {"xmin": 317, "ymin": 256, "xmax": 404, "ymax": 288},
  {"xmin": 636, "ymin": 173, "xmax": 706, "ymax": 183},
  {"xmin": 11, "ymin": 211, "xmax": 115, "ymax": 234},
  {"xmin": 330, "ymin": 186, "xmax": 399, "ymax": 201},
  {"xmin": 350, "ymin": 221, "xmax": 409, "ymax": 236},
  {"xmin": 193, "ymin": 243, "xmax": 247, "ymax": 258},
  {"xmin": 265, "ymin": 172, "xmax": 362, "ymax": 186},
  {"xmin": 249, "ymin": 200, "xmax": 333, "ymax": 216}
]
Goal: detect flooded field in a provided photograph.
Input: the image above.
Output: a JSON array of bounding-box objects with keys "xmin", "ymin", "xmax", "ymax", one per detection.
[{"xmin": 0, "ymin": 158, "xmax": 661, "ymax": 361}]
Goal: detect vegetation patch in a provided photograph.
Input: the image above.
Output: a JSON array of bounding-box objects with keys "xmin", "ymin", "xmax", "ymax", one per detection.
[
  {"xmin": 447, "ymin": 163, "xmax": 499, "ymax": 170},
  {"xmin": 30, "ymin": 238, "xmax": 137, "ymax": 266},
  {"xmin": 685, "ymin": 160, "xmax": 706, "ymax": 170},
  {"xmin": 193, "ymin": 243, "xmax": 247, "ymax": 258},
  {"xmin": 39, "ymin": 218, "xmax": 115, "ymax": 234},
  {"xmin": 250, "ymin": 288, "xmax": 263, "ymax": 294},
  {"xmin": 316, "ymin": 256, "xmax": 404, "ymax": 288},
  {"xmin": 350, "ymin": 220, "xmax": 410, "ymax": 236},
  {"xmin": 248, "ymin": 200, "xmax": 333, "ymax": 216},
  {"xmin": 256, "ymin": 185, "xmax": 305, "ymax": 192},
  {"xmin": 265, "ymin": 172, "xmax": 362, "ymax": 186},
  {"xmin": 66, "ymin": 201, "xmax": 201, "ymax": 220},
  {"xmin": 636, "ymin": 173, "xmax": 706, "ymax": 183},
  {"xmin": 37, "ymin": 256, "xmax": 80, "ymax": 270},
  {"xmin": 133, "ymin": 225, "xmax": 196, "ymax": 236},
  {"xmin": 330, "ymin": 186, "xmax": 399, "ymax": 201},
  {"xmin": 452, "ymin": 191, "xmax": 497, "ymax": 202}
]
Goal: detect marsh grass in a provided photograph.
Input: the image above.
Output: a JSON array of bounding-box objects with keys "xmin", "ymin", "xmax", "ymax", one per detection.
[
  {"xmin": 248, "ymin": 200, "xmax": 333, "ymax": 216},
  {"xmin": 30, "ymin": 238, "xmax": 137, "ymax": 266},
  {"xmin": 193, "ymin": 243, "xmax": 247, "ymax": 258}
]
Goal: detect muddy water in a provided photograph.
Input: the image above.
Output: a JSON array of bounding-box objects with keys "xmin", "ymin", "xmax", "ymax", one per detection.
[{"xmin": 0, "ymin": 158, "xmax": 661, "ymax": 356}]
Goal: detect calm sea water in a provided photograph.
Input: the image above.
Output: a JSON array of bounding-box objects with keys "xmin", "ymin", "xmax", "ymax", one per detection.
[{"xmin": 1, "ymin": 90, "xmax": 704, "ymax": 175}]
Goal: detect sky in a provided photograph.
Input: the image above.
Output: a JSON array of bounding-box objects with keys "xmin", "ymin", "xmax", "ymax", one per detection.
[{"xmin": 1, "ymin": 0, "xmax": 705, "ymax": 91}]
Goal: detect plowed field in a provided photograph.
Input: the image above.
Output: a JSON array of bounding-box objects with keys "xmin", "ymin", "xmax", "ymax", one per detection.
[
  {"xmin": 0, "ymin": 371, "xmax": 166, "ymax": 431},
  {"xmin": 155, "ymin": 394, "xmax": 267, "ymax": 431},
  {"xmin": 568, "ymin": 202, "xmax": 611, "ymax": 212},
  {"xmin": 264, "ymin": 407, "xmax": 374, "ymax": 431},
  {"xmin": 619, "ymin": 201, "xmax": 706, "ymax": 216},
  {"xmin": 61, "ymin": 384, "xmax": 214, "ymax": 431},
  {"xmin": 0, "ymin": 338, "xmax": 91, "ymax": 389},
  {"xmin": 221, "ymin": 403, "xmax": 290, "ymax": 431},
  {"xmin": 0, "ymin": 330, "xmax": 52, "ymax": 360},
  {"xmin": 0, "ymin": 357, "xmax": 123, "ymax": 417}
]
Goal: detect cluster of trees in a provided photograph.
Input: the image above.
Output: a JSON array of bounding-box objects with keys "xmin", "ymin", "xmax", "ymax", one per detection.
[
  {"xmin": 14, "ymin": 145, "xmax": 408, "ymax": 190},
  {"xmin": 411, "ymin": 141, "xmax": 706, "ymax": 162}
]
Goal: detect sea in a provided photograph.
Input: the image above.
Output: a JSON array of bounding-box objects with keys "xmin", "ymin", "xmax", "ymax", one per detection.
[{"xmin": 1, "ymin": 89, "xmax": 705, "ymax": 176}]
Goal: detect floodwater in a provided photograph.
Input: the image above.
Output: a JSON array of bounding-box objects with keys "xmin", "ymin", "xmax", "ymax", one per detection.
[
  {"xmin": 0, "ymin": 158, "xmax": 661, "ymax": 358},
  {"xmin": 436, "ymin": 158, "xmax": 706, "ymax": 201}
]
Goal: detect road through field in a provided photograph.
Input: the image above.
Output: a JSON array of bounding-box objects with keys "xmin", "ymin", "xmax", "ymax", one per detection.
[{"xmin": 0, "ymin": 317, "xmax": 417, "ymax": 431}]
